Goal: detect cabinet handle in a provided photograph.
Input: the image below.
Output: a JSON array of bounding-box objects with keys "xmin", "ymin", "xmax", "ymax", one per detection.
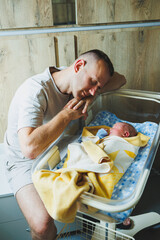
[{"xmin": 26, "ymin": 228, "xmax": 31, "ymax": 232}]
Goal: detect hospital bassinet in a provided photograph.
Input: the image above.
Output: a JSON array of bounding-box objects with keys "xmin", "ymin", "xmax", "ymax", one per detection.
[
  {"xmin": 32, "ymin": 89, "xmax": 160, "ymax": 238},
  {"xmin": 55, "ymin": 213, "xmax": 135, "ymax": 240}
]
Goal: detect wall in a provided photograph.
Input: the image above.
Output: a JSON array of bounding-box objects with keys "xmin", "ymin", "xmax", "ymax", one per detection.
[
  {"xmin": 76, "ymin": 0, "xmax": 160, "ymax": 24},
  {"xmin": 0, "ymin": 0, "xmax": 53, "ymax": 28},
  {"xmin": 0, "ymin": 0, "xmax": 76, "ymax": 29}
]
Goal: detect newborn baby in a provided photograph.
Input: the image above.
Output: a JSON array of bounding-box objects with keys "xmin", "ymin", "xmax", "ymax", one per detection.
[
  {"xmin": 64, "ymin": 122, "xmax": 139, "ymax": 174},
  {"xmin": 96, "ymin": 122, "xmax": 137, "ymax": 139}
]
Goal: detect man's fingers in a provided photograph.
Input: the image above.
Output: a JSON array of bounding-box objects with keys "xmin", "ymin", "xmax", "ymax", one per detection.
[
  {"xmin": 64, "ymin": 96, "xmax": 94, "ymax": 114},
  {"xmin": 73, "ymin": 100, "xmax": 85, "ymax": 110},
  {"xmin": 83, "ymin": 112, "xmax": 88, "ymax": 121},
  {"xmin": 82, "ymin": 101, "xmax": 89, "ymax": 114},
  {"xmin": 65, "ymin": 98, "xmax": 79, "ymax": 109},
  {"xmin": 65, "ymin": 99, "xmax": 85, "ymax": 110}
]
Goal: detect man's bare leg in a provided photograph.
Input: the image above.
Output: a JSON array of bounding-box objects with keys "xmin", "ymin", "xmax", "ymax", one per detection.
[{"xmin": 16, "ymin": 184, "xmax": 57, "ymax": 240}]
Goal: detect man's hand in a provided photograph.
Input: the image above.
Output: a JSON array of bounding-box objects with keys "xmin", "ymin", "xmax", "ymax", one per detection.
[
  {"xmin": 63, "ymin": 103, "xmax": 88, "ymax": 120},
  {"xmin": 64, "ymin": 96, "xmax": 95, "ymax": 114}
]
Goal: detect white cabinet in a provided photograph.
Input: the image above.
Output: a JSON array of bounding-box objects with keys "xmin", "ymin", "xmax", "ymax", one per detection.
[
  {"xmin": 0, "ymin": 195, "xmax": 32, "ymax": 240},
  {"xmin": 0, "ymin": 219, "xmax": 31, "ymax": 240},
  {"xmin": 0, "ymin": 195, "xmax": 24, "ymax": 222}
]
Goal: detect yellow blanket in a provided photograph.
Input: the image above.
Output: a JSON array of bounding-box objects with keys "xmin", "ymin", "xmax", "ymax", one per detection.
[
  {"xmin": 32, "ymin": 125, "xmax": 150, "ymax": 223},
  {"xmin": 33, "ymin": 169, "xmax": 91, "ymax": 223}
]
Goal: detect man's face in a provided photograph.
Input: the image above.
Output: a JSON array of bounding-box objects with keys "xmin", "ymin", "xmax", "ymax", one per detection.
[{"xmin": 73, "ymin": 59, "xmax": 110, "ymax": 100}]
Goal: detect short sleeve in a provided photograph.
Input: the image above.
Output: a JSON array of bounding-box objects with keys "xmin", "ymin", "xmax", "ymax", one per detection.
[{"xmin": 18, "ymin": 84, "xmax": 47, "ymax": 131}]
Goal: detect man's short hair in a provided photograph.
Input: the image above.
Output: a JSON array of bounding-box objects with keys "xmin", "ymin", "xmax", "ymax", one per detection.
[{"xmin": 79, "ymin": 49, "xmax": 114, "ymax": 76}]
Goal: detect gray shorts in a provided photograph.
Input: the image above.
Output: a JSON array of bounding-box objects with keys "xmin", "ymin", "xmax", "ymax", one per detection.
[{"xmin": 5, "ymin": 160, "xmax": 33, "ymax": 195}]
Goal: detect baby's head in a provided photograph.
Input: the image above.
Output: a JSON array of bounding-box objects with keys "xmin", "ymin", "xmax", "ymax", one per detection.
[{"xmin": 109, "ymin": 122, "xmax": 137, "ymax": 138}]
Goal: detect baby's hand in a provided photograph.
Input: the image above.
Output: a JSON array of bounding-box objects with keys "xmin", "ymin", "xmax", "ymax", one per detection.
[{"xmin": 96, "ymin": 128, "xmax": 108, "ymax": 139}]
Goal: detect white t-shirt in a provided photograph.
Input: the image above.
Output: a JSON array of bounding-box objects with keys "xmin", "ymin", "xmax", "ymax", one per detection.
[{"xmin": 4, "ymin": 67, "xmax": 70, "ymax": 164}]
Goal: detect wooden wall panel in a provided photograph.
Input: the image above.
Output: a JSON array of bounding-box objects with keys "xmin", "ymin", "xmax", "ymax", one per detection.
[
  {"xmin": 0, "ymin": 0, "xmax": 53, "ymax": 29},
  {"xmin": 76, "ymin": 0, "xmax": 160, "ymax": 24},
  {"xmin": 0, "ymin": 35, "xmax": 56, "ymax": 142},
  {"xmin": 57, "ymin": 35, "xmax": 76, "ymax": 66}
]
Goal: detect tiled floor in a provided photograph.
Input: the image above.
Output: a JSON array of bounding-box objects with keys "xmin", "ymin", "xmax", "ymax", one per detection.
[{"xmin": 131, "ymin": 170, "xmax": 160, "ymax": 240}]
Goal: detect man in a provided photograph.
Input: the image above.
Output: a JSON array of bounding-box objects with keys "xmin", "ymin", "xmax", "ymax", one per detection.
[{"xmin": 4, "ymin": 49, "xmax": 126, "ymax": 239}]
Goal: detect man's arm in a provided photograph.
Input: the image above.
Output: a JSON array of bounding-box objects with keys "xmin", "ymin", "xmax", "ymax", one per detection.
[
  {"xmin": 99, "ymin": 72, "xmax": 126, "ymax": 93},
  {"xmin": 18, "ymin": 107, "xmax": 87, "ymax": 159}
]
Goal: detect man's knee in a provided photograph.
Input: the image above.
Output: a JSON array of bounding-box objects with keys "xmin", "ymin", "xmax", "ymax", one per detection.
[
  {"xmin": 31, "ymin": 217, "xmax": 57, "ymax": 239},
  {"xmin": 15, "ymin": 184, "xmax": 57, "ymax": 239}
]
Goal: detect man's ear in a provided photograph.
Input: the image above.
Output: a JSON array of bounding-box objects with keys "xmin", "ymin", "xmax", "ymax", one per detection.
[
  {"xmin": 123, "ymin": 131, "xmax": 130, "ymax": 137},
  {"xmin": 74, "ymin": 59, "xmax": 85, "ymax": 73}
]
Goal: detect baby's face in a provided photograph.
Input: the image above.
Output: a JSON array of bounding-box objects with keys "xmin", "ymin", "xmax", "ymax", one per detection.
[{"xmin": 109, "ymin": 122, "xmax": 127, "ymax": 137}]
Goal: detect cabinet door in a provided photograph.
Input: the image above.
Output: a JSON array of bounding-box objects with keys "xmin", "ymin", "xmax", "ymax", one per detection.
[
  {"xmin": 0, "ymin": 218, "xmax": 31, "ymax": 240},
  {"xmin": 0, "ymin": 195, "xmax": 24, "ymax": 223}
]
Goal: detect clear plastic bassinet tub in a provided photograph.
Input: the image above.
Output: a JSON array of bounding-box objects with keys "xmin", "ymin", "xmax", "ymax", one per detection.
[{"xmin": 32, "ymin": 89, "xmax": 160, "ymax": 224}]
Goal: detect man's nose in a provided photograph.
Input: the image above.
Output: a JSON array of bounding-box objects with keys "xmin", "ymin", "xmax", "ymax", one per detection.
[{"xmin": 89, "ymin": 86, "xmax": 98, "ymax": 96}]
